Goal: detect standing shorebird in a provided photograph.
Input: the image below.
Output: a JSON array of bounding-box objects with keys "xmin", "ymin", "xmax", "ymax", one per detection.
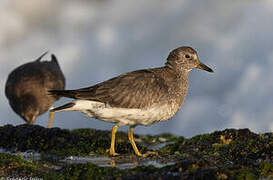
[
  {"xmin": 49, "ymin": 46, "xmax": 213, "ymax": 157},
  {"xmin": 5, "ymin": 52, "xmax": 65, "ymax": 128}
]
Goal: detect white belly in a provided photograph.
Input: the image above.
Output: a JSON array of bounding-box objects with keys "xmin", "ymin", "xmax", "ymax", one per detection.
[{"xmin": 65, "ymin": 100, "xmax": 179, "ymax": 126}]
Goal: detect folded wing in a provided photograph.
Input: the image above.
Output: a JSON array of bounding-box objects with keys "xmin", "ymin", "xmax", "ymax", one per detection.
[{"xmin": 49, "ymin": 69, "xmax": 169, "ymax": 109}]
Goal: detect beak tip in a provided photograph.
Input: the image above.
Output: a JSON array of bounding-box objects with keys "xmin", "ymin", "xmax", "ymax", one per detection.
[{"xmin": 197, "ymin": 62, "xmax": 214, "ymax": 73}]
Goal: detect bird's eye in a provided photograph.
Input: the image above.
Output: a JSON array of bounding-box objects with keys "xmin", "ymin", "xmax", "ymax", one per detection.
[{"xmin": 185, "ymin": 54, "xmax": 190, "ymax": 59}]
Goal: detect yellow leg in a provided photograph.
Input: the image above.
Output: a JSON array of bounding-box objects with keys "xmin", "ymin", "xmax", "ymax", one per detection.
[
  {"xmin": 47, "ymin": 111, "xmax": 54, "ymax": 128},
  {"xmin": 108, "ymin": 125, "xmax": 119, "ymax": 156},
  {"xmin": 128, "ymin": 126, "xmax": 158, "ymax": 157}
]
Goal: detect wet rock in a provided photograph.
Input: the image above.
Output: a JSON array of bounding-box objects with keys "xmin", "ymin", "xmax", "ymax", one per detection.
[
  {"xmin": 0, "ymin": 124, "xmax": 272, "ymax": 179},
  {"xmin": 0, "ymin": 124, "xmax": 143, "ymax": 157}
]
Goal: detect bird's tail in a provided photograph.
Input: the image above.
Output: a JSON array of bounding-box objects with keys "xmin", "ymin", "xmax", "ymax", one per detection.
[
  {"xmin": 50, "ymin": 102, "xmax": 75, "ymax": 112},
  {"xmin": 48, "ymin": 90, "xmax": 77, "ymax": 99}
]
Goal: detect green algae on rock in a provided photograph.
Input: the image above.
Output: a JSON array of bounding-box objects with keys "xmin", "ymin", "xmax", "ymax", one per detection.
[
  {"xmin": 0, "ymin": 153, "xmax": 43, "ymax": 177},
  {"xmin": 0, "ymin": 124, "xmax": 146, "ymax": 157},
  {"xmin": 160, "ymin": 128, "xmax": 273, "ymax": 179},
  {"xmin": 0, "ymin": 125, "xmax": 272, "ymax": 179}
]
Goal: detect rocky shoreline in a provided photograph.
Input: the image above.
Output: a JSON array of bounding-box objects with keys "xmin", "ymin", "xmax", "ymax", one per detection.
[{"xmin": 0, "ymin": 124, "xmax": 272, "ymax": 179}]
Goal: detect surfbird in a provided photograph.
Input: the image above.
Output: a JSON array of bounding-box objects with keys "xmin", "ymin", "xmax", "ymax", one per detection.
[
  {"xmin": 5, "ymin": 52, "xmax": 65, "ymax": 128},
  {"xmin": 49, "ymin": 46, "xmax": 213, "ymax": 157}
]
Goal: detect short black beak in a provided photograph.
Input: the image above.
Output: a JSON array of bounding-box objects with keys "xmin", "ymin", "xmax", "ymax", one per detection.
[{"xmin": 196, "ymin": 62, "xmax": 214, "ymax": 73}]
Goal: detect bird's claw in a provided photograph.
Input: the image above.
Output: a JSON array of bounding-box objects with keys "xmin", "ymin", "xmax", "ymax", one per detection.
[
  {"xmin": 106, "ymin": 148, "xmax": 119, "ymax": 156},
  {"xmin": 137, "ymin": 151, "xmax": 158, "ymax": 157}
]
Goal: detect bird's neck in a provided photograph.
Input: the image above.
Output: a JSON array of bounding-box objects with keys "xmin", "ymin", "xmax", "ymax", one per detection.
[
  {"xmin": 161, "ymin": 65, "xmax": 189, "ymax": 109},
  {"xmin": 164, "ymin": 62, "xmax": 189, "ymax": 80}
]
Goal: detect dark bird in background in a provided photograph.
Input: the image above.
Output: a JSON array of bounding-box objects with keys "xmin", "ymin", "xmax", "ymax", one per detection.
[
  {"xmin": 49, "ymin": 46, "xmax": 213, "ymax": 157},
  {"xmin": 5, "ymin": 52, "xmax": 65, "ymax": 128}
]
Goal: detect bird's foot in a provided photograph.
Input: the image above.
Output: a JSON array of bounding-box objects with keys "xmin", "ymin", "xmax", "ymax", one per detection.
[
  {"xmin": 136, "ymin": 151, "xmax": 158, "ymax": 157},
  {"xmin": 106, "ymin": 148, "xmax": 119, "ymax": 156}
]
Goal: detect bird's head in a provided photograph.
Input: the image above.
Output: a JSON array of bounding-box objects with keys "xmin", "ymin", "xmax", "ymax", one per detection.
[
  {"xmin": 17, "ymin": 94, "xmax": 39, "ymax": 124},
  {"xmin": 166, "ymin": 46, "xmax": 213, "ymax": 73}
]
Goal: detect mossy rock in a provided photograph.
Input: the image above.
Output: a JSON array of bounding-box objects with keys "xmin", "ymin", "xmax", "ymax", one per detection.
[
  {"xmin": 0, "ymin": 124, "xmax": 149, "ymax": 157},
  {"xmin": 0, "ymin": 124, "xmax": 272, "ymax": 179},
  {"xmin": 0, "ymin": 153, "xmax": 45, "ymax": 177}
]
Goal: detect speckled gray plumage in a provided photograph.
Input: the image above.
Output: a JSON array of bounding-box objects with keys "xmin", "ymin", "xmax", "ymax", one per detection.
[
  {"xmin": 5, "ymin": 52, "xmax": 65, "ymax": 124},
  {"xmin": 50, "ymin": 68, "xmax": 187, "ymax": 109},
  {"xmin": 50, "ymin": 46, "xmax": 213, "ymax": 126}
]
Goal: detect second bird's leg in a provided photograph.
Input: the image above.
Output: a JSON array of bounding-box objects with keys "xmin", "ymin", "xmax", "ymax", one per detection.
[
  {"xmin": 108, "ymin": 124, "xmax": 119, "ymax": 156},
  {"xmin": 128, "ymin": 126, "xmax": 158, "ymax": 157},
  {"xmin": 47, "ymin": 111, "xmax": 55, "ymax": 128}
]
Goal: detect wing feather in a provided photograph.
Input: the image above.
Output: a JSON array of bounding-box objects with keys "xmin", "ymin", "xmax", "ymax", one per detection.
[{"xmin": 60, "ymin": 69, "xmax": 170, "ymax": 109}]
